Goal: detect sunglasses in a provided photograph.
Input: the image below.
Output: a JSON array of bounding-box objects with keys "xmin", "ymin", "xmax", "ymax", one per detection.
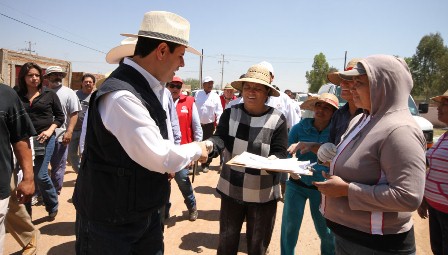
[{"xmin": 167, "ymin": 83, "xmax": 182, "ymax": 89}]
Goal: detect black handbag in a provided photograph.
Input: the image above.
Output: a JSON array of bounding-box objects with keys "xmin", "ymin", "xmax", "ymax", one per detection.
[{"xmin": 33, "ymin": 136, "xmax": 47, "ymax": 156}]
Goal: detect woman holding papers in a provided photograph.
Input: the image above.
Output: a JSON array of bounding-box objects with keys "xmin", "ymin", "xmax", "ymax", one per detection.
[
  {"xmin": 314, "ymin": 55, "xmax": 426, "ymax": 254},
  {"xmin": 205, "ymin": 64, "xmax": 288, "ymax": 255},
  {"xmin": 280, "ymin": 93, "xmax": 338, "ymax": 255}
]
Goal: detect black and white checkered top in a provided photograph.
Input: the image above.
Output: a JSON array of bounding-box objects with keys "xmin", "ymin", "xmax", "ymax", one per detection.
[{"xmin": 210, "ymin": 103, "xmax": 288, "ymax": 204}]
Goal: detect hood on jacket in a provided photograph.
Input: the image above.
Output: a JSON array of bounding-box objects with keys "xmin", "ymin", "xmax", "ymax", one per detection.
[{"xmin": 361, "ymin": 55, "xmax": 413, "ymax": 117}]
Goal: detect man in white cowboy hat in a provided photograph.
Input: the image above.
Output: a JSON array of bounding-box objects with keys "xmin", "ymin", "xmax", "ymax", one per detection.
[
  {"xmin": 44, "ymin": 66, "xmax": 81, "ymax": 201},
  {"xmin": 72, "ymin": 11, "xmax": 208, "ymax": 254},
  {"xmin": 194, "ymin": 76, "xmax": 223, "ymax": 173}
]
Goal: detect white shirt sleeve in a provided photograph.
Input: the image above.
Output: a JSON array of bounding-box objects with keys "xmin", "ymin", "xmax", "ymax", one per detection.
[
  {"xmin": 214, "ymin": 94, "xmax": 223, "ymax": 124},
  {"xmin": 80, "ymin": 111, "xmax": 88, "ymax": 154},
  {"xmin": 98, "ymin": 90, "xmax": 202, "ymax": 174},
  {"xmin": 191, "ymin": 103, "xmax": 203, "ymax": 141}
]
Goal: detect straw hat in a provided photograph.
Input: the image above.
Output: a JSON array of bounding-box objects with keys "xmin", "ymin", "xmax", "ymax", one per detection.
[
  {"xmin": 222, "ymin": 83, "xmax": 235, "ymax": 90},
  {"xmin": 231, "ymin": 64, "xmax": 280, "ymax": 97},
  {"xmin": 430, "ymin": 89, "xmax": 448, "ymax": 103},
  {"xmin": 121, "ymin": 11, "xmax": 200, "ymax": 56},
  {"xmin": 300, "ymin": 93, "xmax": 339, "ymax": 111},
  {"xmin": 106, "ymin": 37, "xmax": 138, "ymax": 64},
  {"xmin": 44, "ymin": 66, "xmax": 67, "ymax": 78},
  {"xmin": 327, "ymin": 58, "xmax": 362, "ymax": 85}
]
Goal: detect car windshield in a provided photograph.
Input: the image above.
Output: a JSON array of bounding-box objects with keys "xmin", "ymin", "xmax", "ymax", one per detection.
[{"xmin": 408, "ymin": 96, "xmax": 419, "ymax": 116}]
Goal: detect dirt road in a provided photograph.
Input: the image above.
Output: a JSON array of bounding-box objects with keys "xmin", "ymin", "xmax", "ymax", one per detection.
[{"xmin": 4, "ymin": 158, "xmax": 432, "ymax": 254}]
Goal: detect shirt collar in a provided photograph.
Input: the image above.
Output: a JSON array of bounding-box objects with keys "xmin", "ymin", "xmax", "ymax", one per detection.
[{"xmin": 123, "ymin": 57, "xmax": 165, "ymax": 90}]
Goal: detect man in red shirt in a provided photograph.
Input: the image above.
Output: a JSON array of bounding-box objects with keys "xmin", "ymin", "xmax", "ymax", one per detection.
[{"xmin": 166, "ymin": 76, "xmax": 203, "ymax": 221}]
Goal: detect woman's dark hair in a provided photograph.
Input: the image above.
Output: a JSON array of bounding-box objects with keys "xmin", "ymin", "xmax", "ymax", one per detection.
[
  {"xmin": 82, "ymin": 73, "xmax": 96, "ymax": 84},
  {"xmin": 17, "ymin": 62, "xmax": 43, "ymax": 95},
  {"xmin": 134, "ymin": 36, "xmax": 180, "ymax": 58}
]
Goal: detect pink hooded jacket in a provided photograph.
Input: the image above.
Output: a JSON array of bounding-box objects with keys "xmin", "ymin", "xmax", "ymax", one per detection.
[{"xmin": 321, "ymin": 55, "xmax": 426, "ymax": 235}]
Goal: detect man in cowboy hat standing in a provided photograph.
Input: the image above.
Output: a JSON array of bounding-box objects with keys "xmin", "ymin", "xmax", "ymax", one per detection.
[
  {"xmin": 73, "ymin": 11, "xmax": 208, "ymax": 254},
  {"xmin": 45, "ymin": 66, "xmax": 81, "ymax": 199}
]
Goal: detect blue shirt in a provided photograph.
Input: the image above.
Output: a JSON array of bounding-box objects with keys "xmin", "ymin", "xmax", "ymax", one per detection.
[
  {"xmin": 288, "ymin": 118, "xmax": 330, "ymax": 185},
  {"xmin": 329, "ymin": 103, "xmax": 363, "ymax": 145}
]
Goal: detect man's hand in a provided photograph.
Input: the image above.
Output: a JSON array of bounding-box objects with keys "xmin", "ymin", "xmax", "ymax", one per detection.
[
  {"xmin": 62, "ymin": 130, "xmax": 73, "ymax": 145},
  {"xmin": 313, "ymin": 171, "xmax": 349, "ymax": 197},
  {"xmin": 197, "ymin": 141, "xmax": 209, "ymax": 163},
  {"xmin": 317, "ymin": 143, "xmax": 337, "ymax": 163},
  {"xmin": 16, "ymin": 179, "xmax": 35, "ymax": 203}
]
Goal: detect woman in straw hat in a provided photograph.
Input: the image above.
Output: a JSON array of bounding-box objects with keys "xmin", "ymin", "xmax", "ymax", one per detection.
[
  {"xmin": 418, "ymin": 89, "xmax": 448, "ymax": 255},
  {"xmin": 281, "ymin": 93, "xmax": 338, "ymax": 255},
  {"xmin": 314, "ymin": 55, "xmax": 426, "ymax": 254},
  {"xmin": 204, "ymin": 64, "xmax": 288, "ymax": 255}
]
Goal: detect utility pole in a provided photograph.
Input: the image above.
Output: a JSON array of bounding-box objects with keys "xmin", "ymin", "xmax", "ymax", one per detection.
[
  {"xmin": 19, "ymin": 41, "xmax": 36, "ymax": 55},
  {"xmin": 218, "ymin": 54, "xmax": 228, "ymax": 89}
]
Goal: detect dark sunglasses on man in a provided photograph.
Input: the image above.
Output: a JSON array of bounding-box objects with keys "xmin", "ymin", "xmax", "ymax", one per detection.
[{"xmin": 167, "ymin": 82, "xmax": 182, "ymax": 89}]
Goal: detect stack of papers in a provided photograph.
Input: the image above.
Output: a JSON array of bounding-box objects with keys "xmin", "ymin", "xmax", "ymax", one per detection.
[{"xmin": 227, "ymin": 152, "xmax": 313, "ymax": 175}]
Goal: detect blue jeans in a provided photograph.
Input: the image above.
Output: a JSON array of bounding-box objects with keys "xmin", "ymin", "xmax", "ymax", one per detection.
[
  {"xmin": 174, "ymin": 168, "xmax": 196, "ymax": 211},
  {"xmin": 75, "ymin": 211, "xmax": 164, "ymax": 255},
  {"xmin": 34, "ymin": 134, "xmax": 58, "ymax": 215},
  {"xmin": 67, "ymin": 130, "xmax": 81, "ymax": 173},
  {"xmin": 280, "ymin": 180, "xmax": 334, "ymax": 255},
  {"xmin": 50, "ymin": 140, "xmax": 68, "ymax": 194}
]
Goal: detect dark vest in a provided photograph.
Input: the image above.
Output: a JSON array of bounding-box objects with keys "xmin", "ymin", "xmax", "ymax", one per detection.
[{"xmin": 73, "ymin": 64, "xmax": 169, "ymax": 224}]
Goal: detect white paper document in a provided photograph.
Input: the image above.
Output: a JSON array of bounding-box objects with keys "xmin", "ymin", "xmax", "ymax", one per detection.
[{"xmin": 227, "ymin": 152, "xmax": 313, "ymax": 175}]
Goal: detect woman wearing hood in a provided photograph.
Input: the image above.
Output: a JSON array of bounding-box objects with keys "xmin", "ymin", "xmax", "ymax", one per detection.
[{"xmin": 314, "ymin": 55, "xmax": 426, "ymax": 254}]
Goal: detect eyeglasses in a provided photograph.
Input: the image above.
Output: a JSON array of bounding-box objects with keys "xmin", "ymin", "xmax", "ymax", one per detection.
[{"xmin": 167, "ymin": 83, "xmax": 182, "ymax": 89}]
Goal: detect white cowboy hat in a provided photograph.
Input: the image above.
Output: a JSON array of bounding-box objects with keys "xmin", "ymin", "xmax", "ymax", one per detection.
[
  {"xmin": 121, "ymin": 11, "xmax": 200, "ymax": 56},
  {"xmin": 106, "ymin": 37, "xmax": 138, "ymax": 64},
  {"xmin": 231, "ymin": 64, "xmax": 280, "ymax": 97}
]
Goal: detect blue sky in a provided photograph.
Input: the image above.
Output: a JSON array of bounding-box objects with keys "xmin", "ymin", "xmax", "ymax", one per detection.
[{"xmin": 1, "ymin": 0, "xmax": 447, "ymax": 92}]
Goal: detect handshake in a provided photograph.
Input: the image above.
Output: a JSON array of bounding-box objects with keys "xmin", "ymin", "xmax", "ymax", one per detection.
[{"xmin": 196, "ymin": 140, "xmax": 214, "ymax": 163}]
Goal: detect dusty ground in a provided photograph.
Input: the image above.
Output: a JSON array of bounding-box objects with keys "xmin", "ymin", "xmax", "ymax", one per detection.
[{"xmin": 4, "ymin": 158, "xmax": 432, "ymax": 254}]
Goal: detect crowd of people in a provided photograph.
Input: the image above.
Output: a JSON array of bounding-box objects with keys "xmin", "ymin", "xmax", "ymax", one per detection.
[{"xmin": 0, "ymin": 10, "xmax": 447, "ymax": 255}]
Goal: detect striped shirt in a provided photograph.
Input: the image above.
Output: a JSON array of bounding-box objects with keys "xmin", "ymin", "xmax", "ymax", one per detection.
[{"xmin": 425, "ymin": 132, "xmax": 448, "ymax": 213}]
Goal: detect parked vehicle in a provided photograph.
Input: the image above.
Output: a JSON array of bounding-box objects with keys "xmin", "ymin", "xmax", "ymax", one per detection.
[{"xmin": 317, "ymin": 83, "xmax": 434, "ymax": 148}]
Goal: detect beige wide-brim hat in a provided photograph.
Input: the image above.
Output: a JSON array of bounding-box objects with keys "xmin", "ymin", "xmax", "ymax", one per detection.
[
  {"xmin": 222, "ymin": 83, "xmax": 235, "ymax": 91},
  {"xmin": 44, "ymin": 66, "xmax": 67, "ymax": 78},
  {"xmin": 327, "ymin": 58, "xmax": 362, "ymax": 85},
  {"xmin": 106, "ymin": 37, "xmax": 138, "ymax": 64},
  {"xmin": 231, "ymin": 64, "xmax": 280, "ymax": 97},
  {"xmin": 430, "ymin": 89, "xmax": 448, "ymax": 103},
  {"xmin": 300, "ymin": 93, "xmax": 339, "ymax": 111},
  {"xmin": 121, "ymin": 11, "xmax": 200, "ymax": 56}
]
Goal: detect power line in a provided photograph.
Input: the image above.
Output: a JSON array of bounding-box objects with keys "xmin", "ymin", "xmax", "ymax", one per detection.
[{"xmin": 0, "ymin": 12, "xmax": 106, "ymax": 54}]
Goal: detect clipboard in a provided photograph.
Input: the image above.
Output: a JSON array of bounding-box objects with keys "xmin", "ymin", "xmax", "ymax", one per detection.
[{"xmin": 226, "ymin": 152, "xmax": 313, "ymax": 176}]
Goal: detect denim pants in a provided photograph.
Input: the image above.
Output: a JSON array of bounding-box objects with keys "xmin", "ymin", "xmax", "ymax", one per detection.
[
  {"xmin": 75, "ymin": 211, "xmax": 164, "ymax": 255},
  {"xmin": 217, "ymin": 196, "xmax": 277, "ymax": 255},
  {"xmin": 174, "ymin": 168, "xmax": 196, "ymax": 211},
  {"xmin": 280, "ymin": 180, "xmax": 334, "ymax": 255},
  {"xmin": 67, "ymin": 130, "xmax": 81, "ymax": 173},
  {"xmin": 32, "ymin": 134, "xmax": 59, "ymax": 215},
  {"xmin": 428, "ymin": 204, "xmax": 448, "ymax": 255},
  {"xmin": 50, "ymin": 140, "xmax": 68, "ymax": 194}
]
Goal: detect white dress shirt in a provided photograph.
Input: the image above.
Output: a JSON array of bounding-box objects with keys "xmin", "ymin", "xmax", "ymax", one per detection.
[
  {"xmin": 194, "ymin": 90, "xmax": 223, "ymax": 124},
  {"xmin": 95, "ymin": 58, "xmax": 201, "ymax": 174}
]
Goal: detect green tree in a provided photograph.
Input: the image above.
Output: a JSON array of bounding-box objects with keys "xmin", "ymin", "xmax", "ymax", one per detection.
[
  {"xmin": 409, "ymin": 32, "xmax": 448, "ymax": 101},
  {"xmin": 305, "ymin": 53, "xmax": 330, "ymax": 93},
  {"xmin": 183, "ymin": 78, "xmax": 200, "ymax": 90}
]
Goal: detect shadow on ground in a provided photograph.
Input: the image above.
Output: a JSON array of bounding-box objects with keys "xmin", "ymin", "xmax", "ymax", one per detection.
[
  {"xmin": 47, "ymin": 240, "xmax": 75, "ymax": 255},
  {"xmin": 178, "ymin": 232, "xmax": 248, "ymax": 254},
  {"xmin": 39, "ymin": 221, "xmax": 75, "ymax": 236}
]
